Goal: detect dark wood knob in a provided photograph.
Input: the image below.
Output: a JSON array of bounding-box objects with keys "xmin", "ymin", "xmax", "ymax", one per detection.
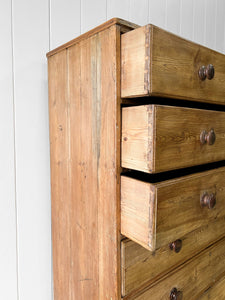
[
  {"xmin": 170, "ymin": 287, "xmax": 183, "ymax": 300},
  {"xmin": 200, "ymin": 129, "xmax": 216, "ymax": 145},
  {"xmin": 169, "ymin": 239, "xmax": 182, "ymax": 253},
  {"xmin": 206, "ymin": 64, "xmax": 215, "ymax": 79},
  {"xmin": 199, "ymin": 64, "xmax": 215, "ymax": 80},
  {"xmin": 200, "ymin": 192, "xmax": 216, "ymax": 209}
]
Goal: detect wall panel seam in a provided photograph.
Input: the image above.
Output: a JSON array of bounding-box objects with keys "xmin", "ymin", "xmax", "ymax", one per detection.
[
  {"xmin": 10, "ymin": 0, "xmax": 19, "ymax": 299},
  {"xmin": 49, "ymin": 0, "xmax": 51, "ymax": 50},
  {"xmin": 179, "ymin": 0, "xmax": 182, "ymax": 35}
]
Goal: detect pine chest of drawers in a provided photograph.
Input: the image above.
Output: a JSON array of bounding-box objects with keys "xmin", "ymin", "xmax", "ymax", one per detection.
[{"xmin": 47, "ymin": 18, "xmax": 225, "ymax": 299}]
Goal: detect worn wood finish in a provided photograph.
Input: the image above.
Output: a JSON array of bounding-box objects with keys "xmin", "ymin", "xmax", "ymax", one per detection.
[
  {"xmin": 49, "ymin": 19, "xmax": 225, "ymax": 300},
  {"xmin": 122, "ymin": 105, "xmax": 225, "ymax": 173},
  {"xmin": 121, "ymin": 166, "xmax": 225, "ymax": 251},
  {"xmin": 48, "ymin": 50, "xmax": 72, "ymax": 300},
  {"xmin": 121, "ymin": 216, "xmax": 225, "ymax": 296},
  {"xmin": 48, "ymin": 24, "xmax": 122, "ymax": 300},
  {"xmin": 198, "ymin": 274, "xmax": 225, "ymax": 299},
  {"xmin": 47, "ymin": 18, "xmax": 139, "ymax": 58},
  {"xmin": 126, "ymin": 237, "xmax": 225, "ymax": 300},
  {"xmin": 121, "ymin": 25, "xmax": 225, "ymax": 105}
]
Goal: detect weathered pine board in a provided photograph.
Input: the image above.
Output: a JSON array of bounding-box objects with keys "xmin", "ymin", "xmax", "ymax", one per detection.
[
  {"xmin": 48, "ymin": 24, "xmax": 122, "ymax": 300},
  {"xmin": 122, "ymin": 105, "xmax": 225, "ymax": 173},
  {"xmin": 121, "ymin": 216, "xmax": 225, "ymax": 296},
  {"xmin": 124, "ymin": 237, "xmax": 225, "ymax": 300},
  {"xmin": 121, "ymin": 166, "xmax": 225, "ymax": 251},
  {"xmin": 121, "ymin": 25, "xmax": 225, "ymax": 105},
  {"xmin": 198, "ymin": 273, "xmax": 225, "ymax": 299},
  {"xmin": 48, "ymin": 50, "xmax": 72, "ymax": 299},
  {"xmin": 47, "ymin": 18, "xmax": 138, "ymax": 58}
]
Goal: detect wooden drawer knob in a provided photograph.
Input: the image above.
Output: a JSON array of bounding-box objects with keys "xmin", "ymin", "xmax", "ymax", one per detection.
[
  {"xmin": 200, "ymin": 192, "xmax": 216, "ymax": 209},
  {"xmin": 170, "ymin": 287, "xmax": 183, "ymax": 300},
  {"xmin": 199, "ymin": 64, "xmax": 215, "ymax": 80},
  {"xmin": 200, "ymin": 129, "xmax": 216, "ymax": 145},
  {"xmin": 169, "ymin": 239, "xmax": 182, "ymax": 253}
]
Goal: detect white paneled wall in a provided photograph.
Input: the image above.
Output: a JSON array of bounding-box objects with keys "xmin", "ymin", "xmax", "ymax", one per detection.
[
  {"xmin": 0, "ymin": 1, "xmax": 18, "ymax": 299},
  {"xmin": 12, "ymin": 0, "xmax": 51, "ymax": 299},
  {"xmin": 2, "ymin": 1, "xmax": 225, "ymax": 299}
]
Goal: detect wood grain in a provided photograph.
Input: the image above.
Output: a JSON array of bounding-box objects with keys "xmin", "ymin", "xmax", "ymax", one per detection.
[
  {"xmin": 121, "ymin": 166, "xmax": 225, "ymax": 251},
  {"xmin": 122, "ymin": 104, "xmax": 225, "ymax": 173},
  {"xmin": 121, "ymin": 25, "xmax": 151, "ymax": 97},
  {"xmin": 122, "ymin": 105, "xmax": 154, "ymax": 173},
  {"xmin": 48, "ymin": 50, "xmax": 72, "ymax": 300},
  {"xmin": 48, "ymin": 24, "xmax": 122, "ymax": 299},
  {"xmin": 198, "ymin": 274, "xmax": 225, "ymax": 299},
  {"xmin": 121, "ymin": 216, "xmax": 225, "ymax": 296},
  {"xmin": 121, "ymin": 25, "xmax": 225, "ymax": 105},
  {"xmin": 47, "ymin": 18, "xmax": 139, "ymax": 58},
  {"xmin": 126, "ymin": 237, "xmax": 225, "ymax": 300}
]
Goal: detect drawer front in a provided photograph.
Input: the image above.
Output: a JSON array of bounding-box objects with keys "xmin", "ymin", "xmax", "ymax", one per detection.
[
  {"xmin": 121, "ymin": 217, "xmax": 225, "ymax": 296},
  {"xmin": 122, "ymin": 105, "xmax": 225, "ymax": 173},
  {"xmin": 198, "ymin": 274, "xmax": 225, "ymax": 299},
  {"xmin": 121, "ymin": 166, "xmax": 225, "ymax": 251},
  {"xmin": 121, "ymin": 24, "xmax": 225, "ymax": 105},
  {"xmin": 129, "ymin": 238, "xmax": 225, "ymax": 300}
]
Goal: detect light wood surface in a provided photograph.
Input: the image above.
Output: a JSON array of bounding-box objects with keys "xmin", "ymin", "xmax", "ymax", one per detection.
[
  {"xmin": 48, "ymin": 50, "xmax": 71, "ymax": 299},
  {"xmin": 198, "ymin": 274, "xmax": 225, "ymax": 299},
  {"xmin": 121, "ymin": 216, "xmax": 225, "ymax": 296},
  {"xmin": 122, "ymin": 104, "xmax": 225, "ymax": 173},
  {"xmin": 122, "ymin": 105, "xmax": 154, "ymax": 173},
  {"xmin": 124, "ymin": 237, "xmax": 225, "ymax": 300},
  {"xmin": 121, "ymin": 25, "xmax": 225, "ymax": 105},
  {"xmin": 47, "ymin": 18, "xmax": 139, "ymax": 57},
  {"xmin": 121, "ymin": 166, "xmax": 225, "ymax": 251},
  {"xmin": 48, "ymin": 19, "xmax": 225, "ymax": 300},
  {"xmin": 48, "ymin": 24, "xmax": 122, "ymax": 300}
]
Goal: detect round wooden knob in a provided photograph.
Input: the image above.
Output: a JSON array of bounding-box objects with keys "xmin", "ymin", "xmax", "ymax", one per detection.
[
  {"xmin": 199, "ymin": 64, "xmax": 215, "ymax": 80},
  {"xmin": 206, "ymin": 64, "xmax": 215, "ymax": 80},
  {"xmin": 200, "ymin": 192, "xmax": 216, "ymax": 209},
  {"xmin": 170, "ymin": 287, "xmax": 183, "ymax": 300},
  {"xmin": 200, "ymin": 129, "xmax": 216, "ymax": 145},
  {"xmin": 169, "ymin": 239, "xmax": 182, "ymax": 253}
]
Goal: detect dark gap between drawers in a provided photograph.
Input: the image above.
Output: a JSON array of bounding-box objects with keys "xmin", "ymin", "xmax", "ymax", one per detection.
[
  {"xmin": 121, "ymin": 160, "xmax": 225, "ymax": 183},
  {"xmin": 121, "ymin": 97, "xmax": 225, "ymax": 112}
]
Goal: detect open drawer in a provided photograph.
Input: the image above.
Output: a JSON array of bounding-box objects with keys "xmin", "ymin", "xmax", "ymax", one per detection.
[
  {"xmin": 121, "ymin": 166, "xmax": 225, "ymax": 251},
  {"xmin": 122, "ymin": 105, "xmax": 225, "ymax": 173},
  {"xmin": 121, "ymin": 24, "xmax": 225, "ymax": 105}
]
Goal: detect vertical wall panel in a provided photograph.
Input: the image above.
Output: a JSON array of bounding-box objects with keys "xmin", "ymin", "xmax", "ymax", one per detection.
[
  {"xmin": 50, "ymin": 0, "xmax": 81, "ymax": 50},
  {"xmin": 149, "ymin": 0, "xmax": 166, "ymax": 28},
  {"xmin": 166, "ymin": 0, "xmax": 181, "ymax": 34},
  {"xmin": 107, "ymin": 0, "xmax": 129, "ymax": 20},
  {"xmin": 215, "ymin": 0, "xmax": 225, "ymax": 53},
  {"xmin": 205, "ymin": 0, "xmax": 216, "ymax": 50},
  {"xmin": 12, "ymin": 0, "xmax": 52, "ymax": 299},
  {"xmin": 193, "ymin": 0, "xmax": 205, "ymax": 45},
  {"xmin": 180, "ymin": 0, "xmax": 194, "ymax": 40},
  {"xmin": 0, "ymin": 1, "xmax": 18, "ymax": 299},
  {"xmin": 81, "ymin": 0, "xmax": 106, "ymax": 33},
  {"xmin": 129, "ymin": 0, "xmax": 149, "ymax": 26}
]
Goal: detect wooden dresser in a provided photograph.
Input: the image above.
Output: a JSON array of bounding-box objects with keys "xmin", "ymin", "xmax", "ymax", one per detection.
[{"xmin": 47, "ymin": 18, "xmax": 225, "ymax": 300}]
